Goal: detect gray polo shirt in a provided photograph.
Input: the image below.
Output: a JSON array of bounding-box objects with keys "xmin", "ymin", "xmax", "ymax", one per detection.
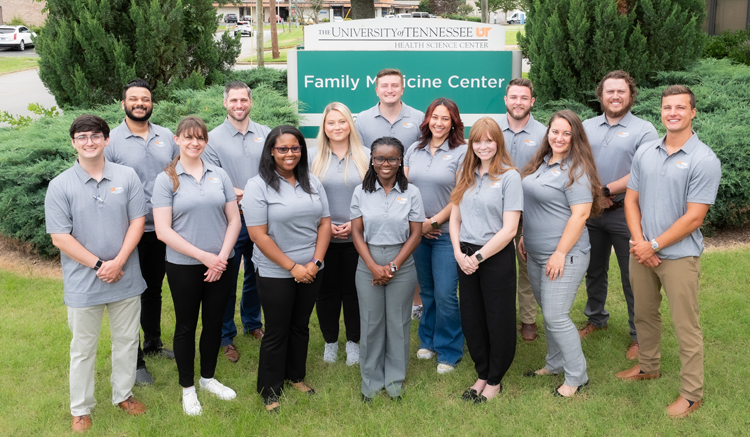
[
  {"xmin": 151, "ymin": 160, "xmax": 236, "ymax": 265},
  {"xmin": 243, "ymin": 173, "xmax": 330, "ymax": 278},
  {"xmin": 203, "ymin": 117, "xmax": 272, "ymax": 189},
  {"xmin": 404, "ymin": 140, "xmax": 467, "ymax": 233},
  {"xmin": 496, "ymin": 113, "xmax": 547, "ymax": 172},
  {"xmin": 308, "ymin": 147, "xmax": 370, "ymax": 243},
  {"xmin": 350, "ymin": 181, "xmax": 425, "ymax": 246},
  {"xmin": 627, "ymin": 133, "xmax": 721, "ymax": 260},
  {"xmin": 45, "ymin": 161, "xmax": 148, "ymax": 308},
  {"xmin": 355, "ymin": 102, "xmax": 424, "ymax": 150},
  {"xmin": 583, "ymin": 111, "xmax": 659, "ymax": 200},
  {"xmin": 522, "ymin": 155, "xmax": 594, "ymax": 256},
  {"xmin": 105, "ymin": 120, "xmax": 179, "ymax": 232},
  {"xmin": 458, "ymin": 168, "xmax": 524, "ymax": 245}
]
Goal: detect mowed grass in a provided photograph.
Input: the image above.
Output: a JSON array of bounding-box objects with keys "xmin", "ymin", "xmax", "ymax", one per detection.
[
  {"xmin": 505, "ymin": 24, "xmax": 524, "ymax": 46},
  {"xmin": 0, "ymin": 57, "xmax": 39, "ymax": 75},
  {"xmin": 1, "ymin": 248, "xmax": 748, "ymax": 436}
]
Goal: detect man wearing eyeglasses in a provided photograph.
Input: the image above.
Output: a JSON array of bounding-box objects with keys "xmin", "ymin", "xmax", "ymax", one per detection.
[
  {"xmin": 46, "ymin": 115, "xmax": 148, "ymax": 432},
  {"xmin": 106, "ymin": 79, "xmax": 179, "ymax": 386},
  {"xmin": 203, "ymin": 81, "xmax": 272, "ymax": 363}
]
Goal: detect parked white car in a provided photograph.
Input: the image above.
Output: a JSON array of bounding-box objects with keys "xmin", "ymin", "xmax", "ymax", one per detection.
[
  {"xmin": 0, "ymin": 25, "xmax": 36, "ymax": 51},
  {"xmin": 395, "ymin": 14, "xmax": 411, "ymax": 18}
]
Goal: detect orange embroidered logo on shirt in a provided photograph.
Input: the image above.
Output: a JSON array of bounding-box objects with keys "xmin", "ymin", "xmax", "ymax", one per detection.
[
  {"xmin": 110, "ymin": 187, "xmax": 124, "ymax": 194},
  {"xmin": 525, "ymin": 139, "xmax": 537, "ymax": 146},
  {"xmin": 396, "ymin": 197, "xmax": 408, "ymax": 204},
  {"xmin": 402, "ymin": 122, "xmax": 414, "ymax": 128},
  {"xmin": 676, "ymin": 161, "xmax": 689, "ymax": 169},
  {"xmin": 618, "ymin": 132, "xmax": 630, "ymax": 138}
]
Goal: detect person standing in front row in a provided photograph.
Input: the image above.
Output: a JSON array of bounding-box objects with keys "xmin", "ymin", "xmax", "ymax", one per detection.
[
  {"xmin": 496, "ymin": 78, "xmax": 546, "ymax": 342},
  {"xmin": 106, "ymin": 79, "xmax": 179, "ymax": 385},
  {"xmin": 519, "ymin": 110, "xmax": 603, "ymax": 397},
  {"xmin": 580, "ymin": 71, "xmax": 659, "ymax": 361},
  {"xmin": 243, "ymin": 126, "xmax": 331, "ymax": 413},
  {"xmin": 152, "ymin": 116, "xmax": 241, "ymax": 416},
  {"xmin": 616, "ymin": 85, "xmax": 721, "ymax": 419},
  {"xmin": 351, "ymin": 137, "xmax": 424, "ymax": 402},
  {"xmin": 450, "ymin": 118, "xmax": 523, "ymax": 403},
  {"xmin": 405, "ymin": 98, "xmax": 467, "ymax": 374},
  {"xmin": 45, "ymin": 115, "xmax": 148, "ymax": 433},
  {"xmin": 203, "ymin": 81, "xmax": 271, "ymax": 363},
  {"xmin": 310, "ymin": 102, "xmax": 370, "ymax": 366}
]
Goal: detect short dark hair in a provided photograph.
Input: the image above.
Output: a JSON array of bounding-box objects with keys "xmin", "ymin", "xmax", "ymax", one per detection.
[
  {"xmin": 258, "ymin": 125, "xmax": 313, "ymax": 194},
  {"xmin": 506, "ymin": 78, "xmax": 534, "ymax": 96},
  {"xmin": 69, "ymin": 114, "xmax": 110, "ymax": 139},
  {"xmin": 122, "ymin": 78, "xmax": 153, "ymax": 101},
  {"xmin": 596, "ymin": 70, "xmax": 638, "ymax": 102},
  {"xmin": 661, "ymin": 85, "xmax": 696, "ymax": 109},
  {"xmin": 376, "ymin": 68, "xmax": 404, "ymax": 87},
  {"xmin": 224, "ymin": 80, "xmax": 252, "ymax": 99}
]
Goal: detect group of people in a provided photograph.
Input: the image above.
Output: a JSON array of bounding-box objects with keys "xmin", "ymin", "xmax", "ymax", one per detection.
[{"xmin": 45, "ymin": 67, "xmax": 721, "ymax": 433}]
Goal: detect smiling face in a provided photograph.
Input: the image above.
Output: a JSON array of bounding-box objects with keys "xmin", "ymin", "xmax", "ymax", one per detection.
[
  {"xmin": 324, "ymin": 110, "xmax": 351, "ymax": 144},
  {"xmin": 72, "ymin": 130, "xmax": 109, "ymax": 160},
  {"xmin": 472, "ymin": 133, "xmax": 497, "ymax": 164},
  {"xmin": 371, "ymin": 144, "xmax": 401, "ymax": 183},
  {"xmin": 122, "ymin": 86, "xmax": 153, "ymax": 122},
  {"xmin": 174, "ymin": 128, "xmax": 207, "ymax": 160},
  {"xmin": 375, "ymin": 74, "xmax": 404, "ymax": 106},
  {"xmin": 504, "ymin": 85, "xmax": 535, "ymax": 121},
  {"xmin": 428, "ymin": 105, "xmax": 452, "ymax": 143},
  {"xmin": 661, "ymin": 94, "xmax": 696, "ymax": 135},
  {"xmin": 548, "ymin": 117, "xmax": 573, "ymax": 158},
  {"xmin": 600, "ymin": 78, "xmax": 632, "ymax": 119},
  {"xmin": 271, "ymin": 133, "xmax": 302, "ymax": 173},
  {"xmin": 223, "ymin": 88, "xmax": 252, "ymax": 123}
]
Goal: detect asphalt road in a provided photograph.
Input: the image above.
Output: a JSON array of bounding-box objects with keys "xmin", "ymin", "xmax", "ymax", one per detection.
[
  {"xmin": 0, "ymin": 46, "xmax": 39, "ymax": 57},
  {"xmin": 0, "ymin": 69, "xmax": 59, "ymax": 127}
]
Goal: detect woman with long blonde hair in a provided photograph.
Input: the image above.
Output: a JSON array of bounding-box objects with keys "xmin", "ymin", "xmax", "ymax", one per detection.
[{"xmin": 310, "ymin": 102, "xmax": 370, "ymax": 366}]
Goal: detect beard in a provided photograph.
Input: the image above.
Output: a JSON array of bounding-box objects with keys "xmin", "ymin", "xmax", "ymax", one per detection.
[
  {"xmin": 228, "ymin": 110, "xmax": 249, "ymax": 123},
  {"xmin": 506, "ymin": 105, "xmax": 532, "ymax": 121},
  {"xmin": 125, "ymin": 105, "xmax": 152, "ymax": 122},
  {"xmin": 601, "ymin": 100, "xmax": 633, "ymax": 119}
]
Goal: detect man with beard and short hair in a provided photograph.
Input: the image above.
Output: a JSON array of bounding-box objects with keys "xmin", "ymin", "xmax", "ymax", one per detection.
[
  {"xmin": 579, "ymin": 71, "xmax": 659, "ymax": 359},
  {"xmin": 106, "ymin": 79, "xmax": 179, "ymax": 385},
  {"xmin": 203, "ymin": 81, "xmax": 271, "ymax": 363},
  {"xmin": 494, "ymin": 78, "xmax": 546, "ymax": 342}
]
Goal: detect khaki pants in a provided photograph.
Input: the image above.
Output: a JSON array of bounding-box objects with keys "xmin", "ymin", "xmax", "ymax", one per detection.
[
  {"xmin": 630, "ymin": 255, "xmax": 704, "ymax": 401},
  {"xmin": 515, "ymin": 225, "xmax": 537, "ymax": 324}
]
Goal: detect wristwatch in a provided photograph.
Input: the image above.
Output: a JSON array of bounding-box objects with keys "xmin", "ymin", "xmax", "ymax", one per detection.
[
  {"xmin": 390, "ymin": 262, "xmax": 399, "ymax": 273},
  {"xmin": 94, "ymin": 259, "xmax": 103, "ymax": 270},
  {"xmin": 602, "ymin": 186, "xmax": 611, "ymax": 197},
  {"xmin": 311, "ymin": 258, "xmax": 322, "ymax": 268},
  {"xmin": 430, "ymin": 218, "xmax": 439, "ymax": 229},
  {"xmin": 475, "ymin": 252, "xmax": 484, "ymax": 263},
  {"xmin": 650, "ymin": 239, "xmax": 661, "ymax": 253}
]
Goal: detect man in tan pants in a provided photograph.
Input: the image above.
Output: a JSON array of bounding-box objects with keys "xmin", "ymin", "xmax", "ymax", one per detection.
[{"xmin": 615, "ymin": 86, "xmax": 721, "ymax": 419}]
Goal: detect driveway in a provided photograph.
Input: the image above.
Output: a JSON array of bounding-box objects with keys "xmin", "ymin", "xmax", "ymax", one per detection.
[
  {"xmin": 0, "ymin": 47, "xmax": 39, "ymax": 57},
  {"xmin": 0, "ymin": 69, "xmax": 59, "ymax": 127}
]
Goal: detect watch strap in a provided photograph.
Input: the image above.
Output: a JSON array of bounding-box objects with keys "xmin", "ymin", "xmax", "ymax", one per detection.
[{"xmin": 94, "ymin": 259, "xmax": 103, "ymax": 270}]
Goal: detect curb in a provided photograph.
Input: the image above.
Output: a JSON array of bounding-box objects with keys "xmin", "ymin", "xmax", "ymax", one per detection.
[{"xmin": 0, "ymin": 66, "xmax": 39, "ymax": 77}]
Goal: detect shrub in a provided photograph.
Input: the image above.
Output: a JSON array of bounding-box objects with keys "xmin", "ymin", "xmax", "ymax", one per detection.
[
  {"xmin": 704, "ymin": 26, "xmax": 750, "ymax": 66},
  {"xmin": 226, "ymin": 68, "xmax": 288, "ymax": 96}
]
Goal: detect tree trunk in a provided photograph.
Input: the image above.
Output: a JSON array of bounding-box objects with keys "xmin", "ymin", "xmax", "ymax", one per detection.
[
  {"xmin": 481, "ymin": 0, "xmax": 489, "ymax": 23},
  {"xmin": 351, "ymin": 0, "xmax": 375, "ymax": 20},
  {"xmin": 256, "ymin": 0, "xmax": 264, "ymax": 66},
  {"xmin": 270, "ymin": 0, "xmax": 280, "ymax": 59}
]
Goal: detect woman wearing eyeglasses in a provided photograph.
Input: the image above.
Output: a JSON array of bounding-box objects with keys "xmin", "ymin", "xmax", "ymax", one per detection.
[
  {"xmin": 243, "ymin": 125, "xmax": 331, "ymax": 412},
  {"xmin": 351, "ymin": 136, "xmax": 424, "ymax": 402}
]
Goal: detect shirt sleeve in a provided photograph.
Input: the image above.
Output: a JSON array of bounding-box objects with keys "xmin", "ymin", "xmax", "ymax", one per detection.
[
  {"xmin": 408, "ymin": 186, "xmax": 426, "ymax": 222},
  {"xmin": 242, "ymin": 179, "xmax": 268, "ymax": 226},
  {"xmin": 637, "ymin": 122, "xmax": 660, "ymax": 150},
  {"xmin": 219, "ymin": 168, "xmax": 237, "ymax": 203},
  {"xmin": 686, "ymin": 155, "xmax": 722, "ymax": 205},
  {"xmin": 104, "ymin": 144, "xmax": 116, "ymax": 162},
  {"xmin": 404, "ymin": 143, "xmax": 417, "ymax": 167},
  {"xmin": 126, "ymin": 169, "xmax": 148, "ymax": 220},
  {"xmin": 350, "ymin": 186, "xmax": 363, "ymax": 220},
  {"xmin": 44, "ymin": 179, "xmax": 73, "ymax": 234},
  {"xmin": 503, "ymin": 170, "xmax": 524, "ymax": 212},
  {"xmin": 627, "ymin": 147, "xmax": 645, "ymax": 192},
  {"xmin": 565, "ymin": 171, "xmax": 594, "ymax": 206},
  {"xmin": 151, "ymin": 172, "xmax": 175, "ymax": 208},
  {"xmin": 315, "ymin": 176, "xmax": 331, "ymax": 218}
]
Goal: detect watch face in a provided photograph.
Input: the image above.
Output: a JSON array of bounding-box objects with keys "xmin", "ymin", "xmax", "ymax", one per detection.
[
  {"xmin": 475, "ymin": 253, "xmax": 483, "ymax": 262},
  {"xmin": 431, "ymin": 220, "xmax": 439, "ymax": 229}
]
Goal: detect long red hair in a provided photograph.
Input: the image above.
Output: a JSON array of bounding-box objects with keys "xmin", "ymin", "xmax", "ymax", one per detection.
[{"xmin": 416, "ymin": 98, "xmax": 465, "ymax": 150}]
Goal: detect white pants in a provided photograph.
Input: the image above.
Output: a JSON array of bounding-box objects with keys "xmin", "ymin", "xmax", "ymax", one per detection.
[{"xmin": 67, "ymin": 295, "xmax": 141, "ymax": 416}]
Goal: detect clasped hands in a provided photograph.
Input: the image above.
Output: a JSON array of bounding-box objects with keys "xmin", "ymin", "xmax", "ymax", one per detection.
[
  {"xmin": 292, "ymin": 263, "xmax": 319, "ymax": 284},
  {"xmin": 629, "ymin": 239, "xmax": 662, "ymax": 268}
]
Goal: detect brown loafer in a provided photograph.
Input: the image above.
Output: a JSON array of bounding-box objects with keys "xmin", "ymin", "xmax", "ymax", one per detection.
[
  {"xmin": 72, "ymin": 415, "xmax": 91, "ymax": 433},
  {"xmin": 615, "ymin": 364, "xmax": 660, "ymax": 381},
  {"xmin": 521, "ymin": 323, "xmax": 538, "ymax": 342},
  {"xmin": 578, "ymin": 322, "xmax": 607, "ymax": 339},
  {"xmin": 667, "ymin": 396, "xmax": 703, "ymax": 418},
  {"xmin": 117, "ymin": 396, "xmax": 146, "ymax": 416},
  {"xmin": 251, "ymin": 328, "xmax": 265, "ymax": 340},
  {"xmin": 223, "ymin": 344, "xmax": 240, "ymax": 363},
  {"xmin": 626, "ymin": 341, "xmax": 640, "ymax": 360}
]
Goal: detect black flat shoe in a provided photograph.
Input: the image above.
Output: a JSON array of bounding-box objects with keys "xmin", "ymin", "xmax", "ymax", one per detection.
[
  {"xmin": 525, "ymin": 369, "xmax": 553, "ymax": 377},
  {"xmin": 264, "ymin": 395, "xmax": 280, "ymax": 413},
  {"xmin": 361, "ymin": 394, "xmax": 373, "ymax": 404},
  {"xmin": 552, "ymin": 381, "xmax": 589, "ymax": 398},
  {"xmin": 462, "ymin": 388, "xmax": 479, "ymax": 401},
  {"xmin": 390, "ymin": 395, "xmax": 402, "ymax": 402},
  {"xmin": 473, "ymin": 383, "xmax": 502, "ymax": 404}
]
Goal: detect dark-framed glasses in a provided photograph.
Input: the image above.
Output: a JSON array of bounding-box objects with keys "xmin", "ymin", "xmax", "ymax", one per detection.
[
  {"xmin": 74, "ymin": 134, "xmax": 105, "ymax": 145},
  {"xmin": 372, "ymin": 156, "xmax": 401, "ymax": 165},
  {"xmin": 274, "ymin": 146, "xmax": 302, "ymax": 154}
]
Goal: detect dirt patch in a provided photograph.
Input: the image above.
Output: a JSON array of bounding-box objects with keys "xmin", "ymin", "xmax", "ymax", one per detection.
[{"xmin": 703, "ymin": 223, "xmax": 750, "ymax": 251}]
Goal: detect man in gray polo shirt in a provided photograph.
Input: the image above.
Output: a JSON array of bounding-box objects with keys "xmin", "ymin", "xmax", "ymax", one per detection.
[
  {"xmin": 616, "ymin": 85, "xmax": 721, "ymax": 419},
  {"xmin": 203, "ymin": 80, "xmax": 272, "ymax": 362},
  {"xmin": 106, "ymin": 79, "xmax": 179, "ymax": 385},
  {"xmin": 355, "ymin": 68, "xmax": 425, "ymax": 150},
  {"xmin": 579, "ymin": 71, "xmax": 659, "ymax": 361},
  {"xmin": 495, "ymin": 77, "xmax": 546, "ymax": 342},
  {"xmin": 45, "ymin": 114, "xmax": 148, "ymax": 432}
]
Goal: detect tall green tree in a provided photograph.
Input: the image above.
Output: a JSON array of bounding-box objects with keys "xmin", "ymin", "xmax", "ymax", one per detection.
[
  {"xmin": 351, "ymin": 0, "xmax": 375, "ymax": 19},
  {"xmin": 518, "ymin": 0, "xmax": 704, "ymax": 103},
  {"xmin": 35, "ymin": 0, "xmax": 241, "ymax": 108}
]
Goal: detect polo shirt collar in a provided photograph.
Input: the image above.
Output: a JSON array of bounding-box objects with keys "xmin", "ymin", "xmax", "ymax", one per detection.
[
  {"xmin": 375, "ymin": 179, "xmax": 403, "ymax": 193},
  {"xmin": 222, "ymin": 117, "xmax": 257, "ymax": 136},
  {"xmin": 120, "ymin": 119, "xmax": 158, "ymax": 141},
  {"xmin": 376, "ymin": 101, "xmax": 411, "ymax": 122},
  {"xmin": 274, "ymin": 170, "xmax": 300, "ymax": 187},
  {"xmin": 656, "ymin": 131, "xmax": 700, "ymax": 155},
  {"xmin": 501, "ymin": 113, "xmax": 537, "ymax": 134},
  {"xmin": 73, "ymin": 159, "xmax": 113, "ymax": 182},
  {"xmin": 420, "ymin": 139, "xmax": 450, "ymax": 153},
  {"xmin": 542, "ymin": 153, "xmax": 565, "ymax": 168},
  {"xmin": 175, "ymin": 159, "xmax": 211, "ymax": 177},
  {"xmin": 597, "ymin": 111, "xmax": 634, "ymax": 128}
]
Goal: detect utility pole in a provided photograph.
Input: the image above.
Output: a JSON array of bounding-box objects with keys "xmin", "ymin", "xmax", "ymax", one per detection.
[
  {"xmin": 481, "ymin": 0, "xmax": 489, "ymax": 23},
  {"xmin": 256, "ymin": 0, "xmax": 264, "ymax": 67}
]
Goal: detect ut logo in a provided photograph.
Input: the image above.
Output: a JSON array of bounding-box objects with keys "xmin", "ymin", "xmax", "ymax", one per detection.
[{"xmin": 476, "ymin": 27, "xmax": 492, "ymax": 37}]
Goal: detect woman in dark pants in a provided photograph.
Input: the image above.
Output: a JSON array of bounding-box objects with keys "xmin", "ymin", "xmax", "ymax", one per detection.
[
  {"xmin": 244, "ymin": 125, "xmax": 331, "ymax": 412},
  {"xmin": 152, "ymin": 116, "xmax": 241, "ymax": 416},
  {"xmin": 449, "ymin": 118, "xmax": 523, "ymax": 403}
]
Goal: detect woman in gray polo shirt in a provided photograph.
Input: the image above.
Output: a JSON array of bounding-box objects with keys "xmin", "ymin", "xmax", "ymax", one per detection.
[
  {"xmin": 152, "ymin": 116, "xmax": 242, "ymax": 416},
  {"xmin": 243, "ymin": 125, "xmax": 331, "ymax": 413},
  {"xmin": 351, "ymin": 136, "xmax": 425, "ymax": 402},
  {"xmin": 518, "ymin": 110, "xmax": 603, "ymax": 397},
  {"xmin": 310, "ymin": 102, "xmax": 370, "ymax": 366}
]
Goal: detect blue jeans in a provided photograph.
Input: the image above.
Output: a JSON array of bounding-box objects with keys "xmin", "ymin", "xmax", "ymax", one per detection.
[
  {"xmin": 221, "ymin": 215, "xmax": 262, "ymax": 347},
  {"xmin": 414, "ymin": 233, "xmax": 464, "ymax": 366}
]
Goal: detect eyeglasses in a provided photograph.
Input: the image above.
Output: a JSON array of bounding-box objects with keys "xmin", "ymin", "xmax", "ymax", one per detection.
[
  {"xmin": 372, "ymin": 156, "xmax": 401, "ymax": 165},
  {"xmin": 74, "ymin": 134, "xmax": 105, "ymax": 145},
  {"xmin": 273, "ymin": 146, "xmax": 302, "ymax": 154}
]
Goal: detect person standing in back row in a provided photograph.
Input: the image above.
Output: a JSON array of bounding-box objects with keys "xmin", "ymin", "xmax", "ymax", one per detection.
[{"xmin": 203, "ymin": 81, "xmax": 272, "ymax": 363}]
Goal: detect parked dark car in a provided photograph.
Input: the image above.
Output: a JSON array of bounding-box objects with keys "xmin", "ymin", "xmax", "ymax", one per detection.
[
  {"xmin": 225, "ymin": 14, "xmax": 238, "ymax": 23},
  {"xmin": 411, "ymin": 12, "xmax": 429, "ymax": 18}
]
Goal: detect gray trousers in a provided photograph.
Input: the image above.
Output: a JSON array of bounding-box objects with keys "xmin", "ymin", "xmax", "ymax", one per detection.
[
  {"xmin": 356, "ymin": 244, "xmax": 417, "ymax": 398},
  {"xmin": 585, "ymin": 208, "xmax": 637, "ymax": 340},
  {"xmin": 527, "ymin": 251, "xmax": 590, "ymax": 387}
]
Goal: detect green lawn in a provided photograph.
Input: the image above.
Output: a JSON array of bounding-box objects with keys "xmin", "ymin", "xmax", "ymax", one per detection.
[
  {"xmin": 1, "ymin": 248, "xmax": 748, "ymax": 435},
  {"xmin": 0, "ymin": 57, "xmax": 39, "ymax": 75},
  {"xmin": 241, "ymin": 50, "xmax": 289, "ymax": 64},
  {"xmin": 262, "ymin": 26, "xmax": 303, "ymax": 50},
  {"xmin": 505, "ymin": 24, "xmax": 524, "ymax": 46}
]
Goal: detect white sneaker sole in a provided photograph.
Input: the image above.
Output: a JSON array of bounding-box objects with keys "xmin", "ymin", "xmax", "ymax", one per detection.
[
  {"xmin": 417, "ymin": 349, "xmax": 435, "ymax": 359},
  {"xmin": 437, "ymin": 365, "xmax": 455, "ymax": 374}
]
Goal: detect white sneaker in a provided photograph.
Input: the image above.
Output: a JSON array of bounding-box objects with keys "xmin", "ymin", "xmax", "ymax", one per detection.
[
  {"xmin": 199, "ymin": 378, "xmax": 237, "ymax": 400},
  {"xmin": 345, "ymin": 341, "xmax": 360, "ymax": 366},
  {"xmin": 182, "ymin": 391, "xmax": 202, "ymax": 416},
  {"xmin": 411, "ymin": 305, "xmax": 423, "ymax": 320},
  {"xmin": 437, "ymin": 363, "xmax": 455, "ymax": 374},
  {"xmin": 417, "ymin": 348, "xmax": 435, "ymax": 359},
  {"xmin": 324, "ymin": 342, "xmax": 339, "ymax": 363}
]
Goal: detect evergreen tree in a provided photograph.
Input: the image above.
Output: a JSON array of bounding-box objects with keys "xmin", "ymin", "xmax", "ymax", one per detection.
[
  {"xmin": 36, "ymin": 0, "xmax": 241, "ymax": 108},
  {"xmin": 518, "ymin": 0, "xmax": 705, "ymax": 103}
]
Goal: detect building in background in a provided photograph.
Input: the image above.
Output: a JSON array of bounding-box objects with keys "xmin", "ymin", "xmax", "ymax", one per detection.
[
  {"xmin": 213, "ymin": 1, "xmax": 420, "ymax": 23},
  {"xmin": 704, "ymin": 0, "xmax": 750, "ymax": 35},
  {"xmin": 0, "ymin": 0, "xmax": 47, "ymax": 26}
]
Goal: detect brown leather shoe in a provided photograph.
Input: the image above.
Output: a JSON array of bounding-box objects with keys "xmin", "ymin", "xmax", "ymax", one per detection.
[
  {"xmin": 250, "ymin": 328, "xmax": 265, "ymax": 340},
  {"xmin": 117, "ymin": 396, "xmax": 146, "ymax": 416},
  {"xmin": 223, "ymin": 344, "xmax": 240, "ymax": 363},
  {"xmin": 626, "ymin": 341, "xmax": 640, "ymax": 360},
  {"xmin": 615, "ymin": 364, "xmax": 660, "ymax": 381},
  {"xmin": 521, "ymin": 323, "xmax": 538, "ymax": 341},
  {"xmin": 72, "ymin": 415, "xmax": 91, "ymax": 433},
  {"xmin": 667, "ymin": 396, "xmax": 703, "ymax": 418},
  {"xmin": 578, "ymin": 322, "xmax": 607, "ymax": 339}
]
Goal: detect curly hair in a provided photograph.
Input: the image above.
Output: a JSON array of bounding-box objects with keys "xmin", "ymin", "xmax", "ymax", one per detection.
[{"xmin": 362, "ymin": 137, "xmax": 409, "ymax": 193}]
